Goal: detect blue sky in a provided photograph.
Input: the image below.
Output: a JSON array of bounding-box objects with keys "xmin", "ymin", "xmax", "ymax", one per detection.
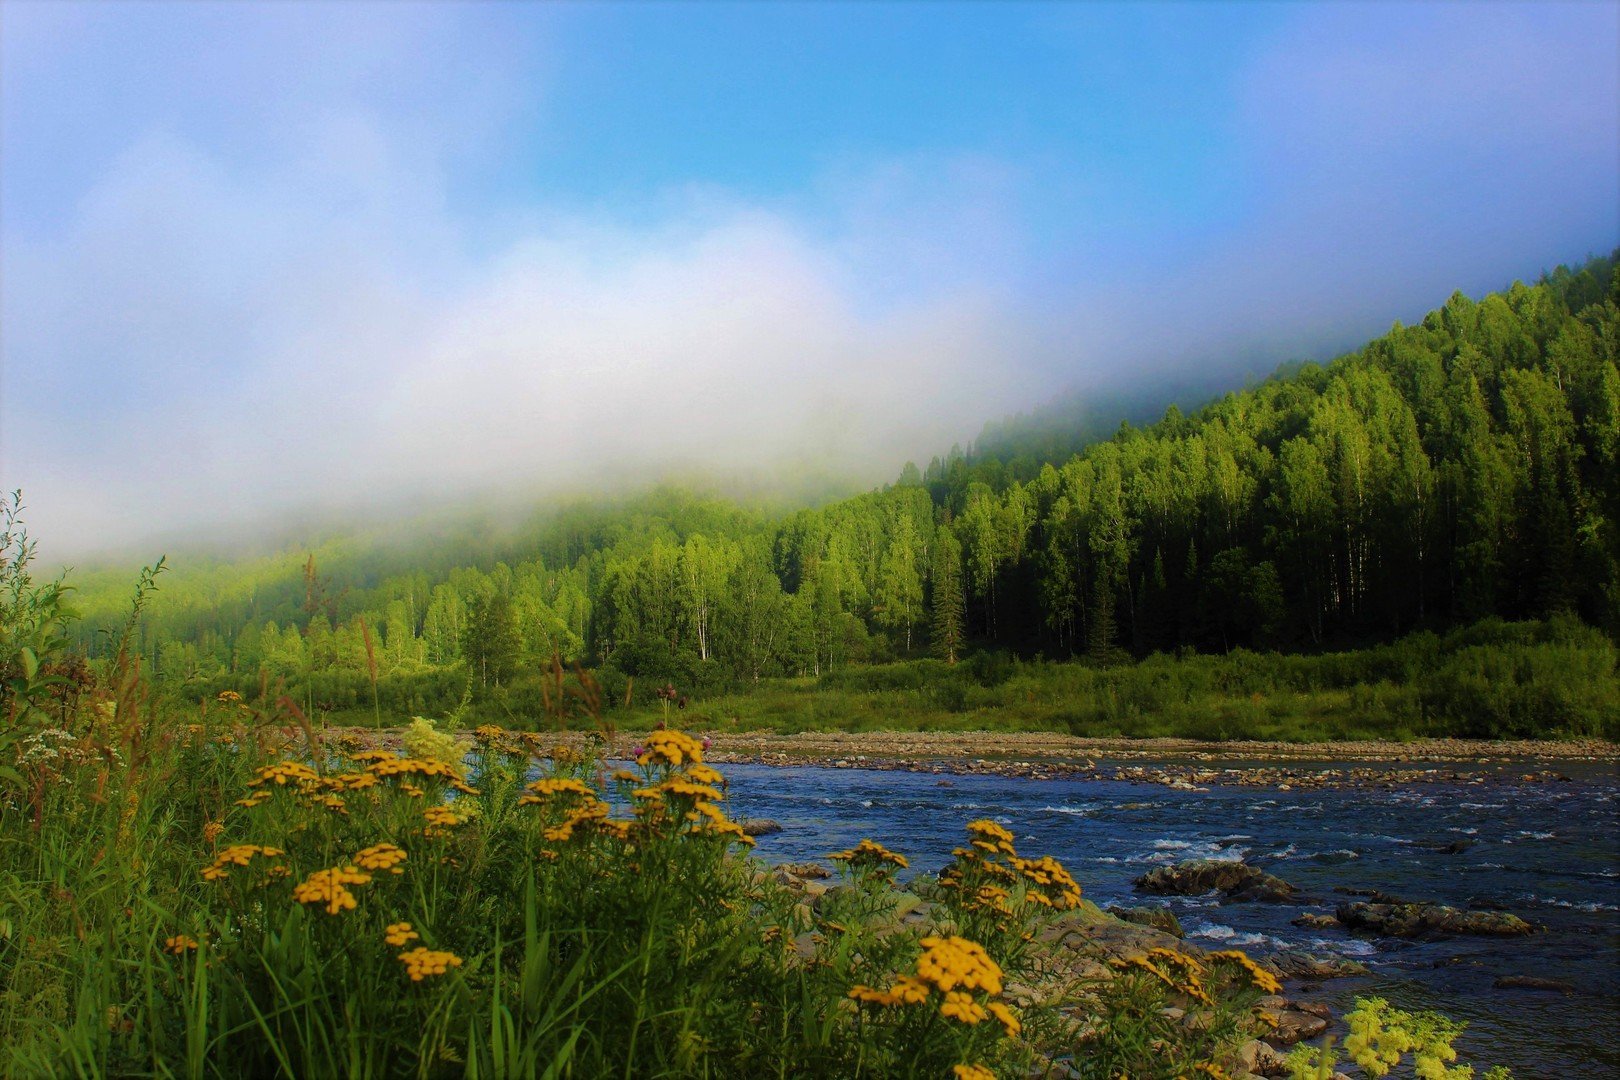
[{"xmin": 3, "ymin": 1, "xmax": 1617, "ymax": 553}]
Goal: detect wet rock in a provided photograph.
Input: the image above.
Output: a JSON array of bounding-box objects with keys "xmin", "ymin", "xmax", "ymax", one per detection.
[
  {"xmin": 1106, "ymin": 905, "xmax": 1185, "ymax": 938},
  {"xmin": 775, "ymin": 861, "xmax": 829, "ymax": 879},
  {"xmin": 1336, "ymin": 900, "xmax": 1535, "ymax": 938},
  {"xmin": 1434, "ymin": 838, "xmax": 1475, "ymax": 854},
  {"xmin": 1494, "ymin": 975, "xmax": 1575, "ymax": 993},
  {"xmin": 1265, "ymin": 950, "xmax": 1368, "ymax": 980},
  {"xmin": 741, "ymin": 818, "xmax": 783, "ymax": 836},
  {"xmin": 1257, "ymin": 997, "xmax": 1331, "ymax": 1047},
  {"xmin": 1291, "ymin": 913, "xmax": 1341, "ymax": 930},
  {"xmin": 1134, "ymin": 859, "xmax": 1297, "ymax": 902},
  {"xmin": 1238, "ymin": 1038, "xmax": 1290, "ymax": 1077}
]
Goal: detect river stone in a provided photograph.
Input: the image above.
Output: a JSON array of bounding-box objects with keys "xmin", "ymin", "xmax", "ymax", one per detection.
[
  {"xmin": 775, "ymin": 861, "xmax": 829, "ymax": 879},
  {"xmin": 1238, "ymin": 1038, "xmax": 1290, "ymax": 1077},
  {"xmin": 1134, "ymin": 859, "xmax": 1298, "ymax": 902},
  {"xmin": 1291, "ymin": 913, "xmax": 1341, "ymax": 930},
  {"xmin": 1335, "ymin": 900, "xmax": 1535, "ymax": 938},
  {"xmin": 741, "ymin": 818, "xmax": 783, "ymax": 836},
  {"xmin": 1256, "ymin": 998, "xmax": 1331, "ymax": 1047},
  {"xmin": 1265, "ymin": 950, "xmax": 1368, "ymax": 980},
  {"xmin": 1106, "ymin": 904, "xmax": 1185, "ymax": 938}
]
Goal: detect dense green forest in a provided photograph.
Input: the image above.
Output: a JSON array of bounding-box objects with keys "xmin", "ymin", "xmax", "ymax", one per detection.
[{"xmin": 60, "ymin": 253, "xmax": 1620, "ymax": 736}]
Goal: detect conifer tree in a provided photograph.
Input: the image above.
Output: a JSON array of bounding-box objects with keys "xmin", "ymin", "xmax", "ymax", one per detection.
[{"xmin": 931, "ymin": 529, "xmax": 966, "ymax": 664}]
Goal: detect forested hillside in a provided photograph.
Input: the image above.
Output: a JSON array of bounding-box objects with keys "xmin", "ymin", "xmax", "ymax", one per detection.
[{"xmin": 65, "ymin": 254, "xmax": 1620, "ymax": 725}]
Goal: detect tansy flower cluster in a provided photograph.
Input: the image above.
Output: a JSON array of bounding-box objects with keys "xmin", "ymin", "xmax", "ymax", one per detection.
[
  {"xmin": 635, "ymin": 729, "xmax": 705, "ymax": 768},
  {"xmin": 829, "ymin": 838, "xmax": 910, "ymax": 873},
  {"xmin": 516, "ymin": 777, "xmax": 595, "ymax": 805},
  {"xmin": 422, "ymin": 804, "xmax": 470, "ymax": 837},
  {"xmin": 365, "ymin": 755, "xmax": 481, "ymax": 796},
  {"xmin": 384, "ymin": 922, "xmax": 420, "ymax": 947},
  {"xmin": 938, "ymin": 820, "xmax": 1081, "ymax": 923},
  {"xmin": 1208, "ymin": 949, "xmax": 1283, "ymax": 995},
  {"xmin": 292, "ymin": 865, "xmax": 372, "ymax": 915},
  {"xmin": 848, "ymin": 935, "xmax": 1020, "ymax": 1040},
  {"xmin": 397, "ymin": 947, "xmax": 463, "ymax": 982},
  {"xmin": 201, "ymin": 844, "xmax": 284, "ymax": 881},
  {"xmin": 1113, "ymin": 948, "xmax": 1216, "ymax": 1007},
  {"xmin": 354, "ymin": 843, "xmax": 408, "ymax": 874},
  {"xmin": 1009, "ymin": 854, "xmax": 1082, "ymax": 910},
  {"xmin": 965, "ymin": 819, "xmax": 1017, "ymax": 855}
]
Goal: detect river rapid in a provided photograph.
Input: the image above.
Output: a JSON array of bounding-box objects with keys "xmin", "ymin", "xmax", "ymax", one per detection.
[{"xmin": 715, "ymin": 759, "xmax": 1620, "ymax": 1076}]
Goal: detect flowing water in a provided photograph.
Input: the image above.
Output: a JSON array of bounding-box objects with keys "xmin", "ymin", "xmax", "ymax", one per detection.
[{"xmin": 715, "ymin": 759, "xmax": 1620, "ymax": 1076}]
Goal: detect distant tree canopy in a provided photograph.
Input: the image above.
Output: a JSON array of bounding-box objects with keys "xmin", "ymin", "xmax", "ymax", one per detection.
[{"xmin": 63, "ymin": 253, "xmax": 1620, "ymax": 701}]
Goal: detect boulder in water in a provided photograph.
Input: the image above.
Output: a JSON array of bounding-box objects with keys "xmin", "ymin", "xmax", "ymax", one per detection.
[
  {"xmin": 741, "ymin": 818, "xmax": 783, "ymax": 836},
  {"xmin": 1265, "ymin": 950, "xmax": 1368, "ymax": 980},
  {"xmin": 1134, "ymin": 859, "xmax": 1297, "ymax": 902},
  {"xmin": 1336, "ymin": 900, "xmax": 1535, "ymax": 938}
]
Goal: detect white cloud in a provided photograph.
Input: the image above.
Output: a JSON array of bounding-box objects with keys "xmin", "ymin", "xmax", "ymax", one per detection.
[{"xmin": 3, "ymin": 124, "xmax": 1041, "ymax": 557}]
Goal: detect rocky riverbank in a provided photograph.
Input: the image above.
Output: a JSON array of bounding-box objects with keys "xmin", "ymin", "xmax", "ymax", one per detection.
[
  {"xmin": 685, "ymin": 731, "xmax": 1616, "ymax": 789},
  {"xmin": 328, "ymin": 726, "xmax": 1617, "ymax": 790}
]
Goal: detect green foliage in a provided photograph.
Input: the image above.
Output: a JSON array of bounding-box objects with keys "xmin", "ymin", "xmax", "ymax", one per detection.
[
  {"xmin": 0, "ymin": 492, "xmax": 81, "ymax": 789},
  {"xmin": 1287, "ymin": 996, "xmax": 1512, "ymax": 1080}
]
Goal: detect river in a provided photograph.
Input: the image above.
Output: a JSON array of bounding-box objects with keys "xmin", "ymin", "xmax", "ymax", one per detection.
[{"xmin": 713, "ymin": 759, "xmax": 1620, "ymax": 1076}]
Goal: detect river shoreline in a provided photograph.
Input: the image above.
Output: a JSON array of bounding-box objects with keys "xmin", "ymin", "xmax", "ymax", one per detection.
[{"xmin": 331, "ymin": 726, "xmax": 1618, "ymax": 789}]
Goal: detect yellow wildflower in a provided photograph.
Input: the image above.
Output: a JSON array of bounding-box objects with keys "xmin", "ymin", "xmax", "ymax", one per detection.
[
  {"xmin": 965, "ymin": 819, "xmax": 1017, "ymax": 855},
  {"xmin": 847, "ymin": 974, "xmax": 931, "ymax": 1006},
  {"xmin": 354, "ymin": 843, "xmax": 408, "ymax": 873},
  {"xmin": 292, "ymin": 865, "xmax": 372, "ymax": 914},
  {"xmin": 636, "ymin": 729, "xmax": 704, "ymax": 768},
  {"xmin": 384, "ymin": 921, "xmax": 419, "ymax": 947},
  {"xmin": 939, "ymin": 990, "xmax": 989, "ymax": 1024},
  {"xmin": 829, "ymin": 838, "xmax": 910, "ymax": 872},
  {"xmin": 201, "ymin": 821, "xmax": 225, "ymax": 844},
  {"xmin": 1010, "ymin": 854, "xmax": 1082, "ymax": 909},
  {"xmin": 916, "ymin": 936, "xmax": 1003, "ymax": 995},
  {"xmin": 660, "ymin": 778, "xmax": 724, "ymax": 801},
  {"xmin": 684, "ymin": 764, "xmax": 725, "ymax": 786},
  {"xmin": 398, "ymin": 946, "xmax": 463, "ymax": 981},
  {"xmin": 542, "ymin": 799, "xmax": 611, "ymax": 841},
  {"xmin": 201, "ymin": 844, "xmax": 285, "ymax": 881},
  {"xmin": 517, "ymin": 777, "xmax": 596, "ymax": 805},
  {"xmin": 164, "ymin": 934, "xmax": 200, "ymax": 955},
  {"xmin": 1208, "ymin": 949, "xmax": 1282, "ymax": 995},
  {"xmin": 247, "ymin": 761, "xmax": 321, "ymax": 788},
  {"xmin": 953, "ymin": 1066, "xmax": 996, "ymax": 1080},
  {"xmin": 421, "ymin": 804, "xmax": 468, "ymax": 837},
  {"xmin": 987, "ymin": 1000, "xmax": 1021, "ymax": 1038}
]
